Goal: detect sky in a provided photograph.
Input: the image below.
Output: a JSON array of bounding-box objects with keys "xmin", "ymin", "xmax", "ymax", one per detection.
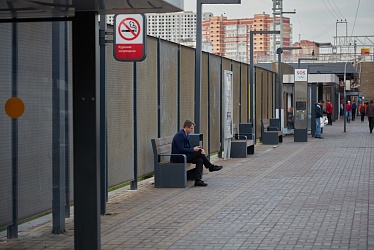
[{"xmin": 183, "ymin": 0, "xmax": 374, "ymax": 44}]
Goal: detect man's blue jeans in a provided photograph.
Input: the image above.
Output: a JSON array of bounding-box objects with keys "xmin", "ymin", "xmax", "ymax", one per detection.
[
  {"xmin": 315, "ymin": 118, "xmax": 321, "ymax": 137},
  {"xmin": 346, "ymin": 111, "xmax": 351, "ymax": 122}
]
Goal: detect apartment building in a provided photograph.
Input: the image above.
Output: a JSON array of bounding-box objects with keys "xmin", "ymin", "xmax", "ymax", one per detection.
[
  {"xmin": 292, "ymin": 40, "xmax": 320, "ymax": 57},
  {"xmin": 203, "ymin": 13, "xmax": 291, "ymax": 63},
  {"xmin": 144, "ymin": 11, "xmax": 212, "ymax": 44}
]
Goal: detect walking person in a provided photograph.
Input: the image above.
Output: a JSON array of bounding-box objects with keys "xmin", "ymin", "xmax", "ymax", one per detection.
[
  {"xmin": 351, "ymin": 100, "xmax": 357, "ymax": 121},
  {"xmin": 340, "ymin": 101, "xmax": 344, "ymax": 116},
  {"xmin": 326, "ymin": 100, "xmax": 333, "ymax": 125},
  {"xmin": 366, "ymin": 100, "xmax": 374, "ymax": 133},
  {"xmin": 359, "ymin": 101, "xmax": 366, "ymax": 122},
  {"xmin": 314, "ymin": 100, "xmax": 324, "ymax": 139},
  {"xmin": 171, "ymin": 119, "xmax": 222, "ymax": 187},
  {"xmin": 346, "ymin": 101, "xmax": 352, "ymax": 123}
]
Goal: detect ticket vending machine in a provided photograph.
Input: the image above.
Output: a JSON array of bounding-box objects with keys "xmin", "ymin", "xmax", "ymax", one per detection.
[{"xmin": 294, "ymin": 69, "xmax": 308, "ymax": 142}]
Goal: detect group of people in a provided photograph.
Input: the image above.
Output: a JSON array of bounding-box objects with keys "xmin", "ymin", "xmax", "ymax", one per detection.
[
  {"xmin": 361, "ymin": 100, "xmax": 374, "ymax": 133},
  {"xmin": 319, "ymin": 99, "xmax": 374, "ymax": 138},
  {"xmin": 344, "ymin": 100, "xmax": 373, "ymax": 123}
]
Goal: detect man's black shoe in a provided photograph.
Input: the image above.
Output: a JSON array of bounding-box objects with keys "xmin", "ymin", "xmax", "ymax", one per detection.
[
  {"xmin": 316, "ymin": 136, "xmax": 324, "ymax": 139},
  {"xmin": 209, "ymin": 165, "xmax": 223, "ymax": 172},
  {"xmin": 194, "ymin": 180, "xmax": 207, "ymax": 187}
]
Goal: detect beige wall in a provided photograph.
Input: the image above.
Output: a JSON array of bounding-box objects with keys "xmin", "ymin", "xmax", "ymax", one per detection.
[{"xmin": 359, "ymin": 62, "xmax": 374, "ymax": 101}]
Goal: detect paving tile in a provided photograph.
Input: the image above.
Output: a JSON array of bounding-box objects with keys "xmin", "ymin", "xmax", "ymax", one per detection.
[{"xmin": 1, "ymin": 120, "xmax": 373, "ymax": 249}]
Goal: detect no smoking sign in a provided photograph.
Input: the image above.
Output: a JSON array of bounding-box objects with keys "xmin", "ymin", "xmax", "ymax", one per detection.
[{"xmin": 114, "ymin": 14, "xmax": 146, "ymax": 61}]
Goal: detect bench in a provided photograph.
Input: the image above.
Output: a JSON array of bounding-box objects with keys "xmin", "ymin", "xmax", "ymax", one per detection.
[
  {"xmin": 261, "ymin": 119, "xmax": 283, "ymax": 145},
  {"xmin": 151, "ymin": 136, "xmax": 195, "ymax": 188},
  {"xmin": 230, "ymin": 124, "xmax": 255, "ymax": 158}
]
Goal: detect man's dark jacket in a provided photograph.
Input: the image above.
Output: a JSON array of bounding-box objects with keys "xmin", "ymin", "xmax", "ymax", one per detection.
[
  {"xmin": 315, "ymin": 103, "xmax": 323, "ymax": 118},
  {"xmin": 170, "ymin": 129, "xmax": 194, "ymax": 163}
]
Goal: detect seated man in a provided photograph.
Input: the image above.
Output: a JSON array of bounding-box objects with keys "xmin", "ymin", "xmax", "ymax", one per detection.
[{"xmin": 170, "ymin": 119, "xmax": 222, "ymax": 187}]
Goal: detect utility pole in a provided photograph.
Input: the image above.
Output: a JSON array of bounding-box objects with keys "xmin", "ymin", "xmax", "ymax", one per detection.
[{"xmin": 272, "ymin": 0, "xmax": 296, "ymax": 61}]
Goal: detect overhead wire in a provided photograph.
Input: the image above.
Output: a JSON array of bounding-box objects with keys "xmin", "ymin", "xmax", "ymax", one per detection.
[
  {"xmin": 295, "ymin": 14, "xmax": 305, "ymax": 41},
  {"xmin": 325, "ymin": 0, "xmax": 343, "ymax": 20},
  {"xmin": 329, "ymin": 0, "xmax": 345, "ymax": 20},
  {"xmin": 351, "ymin": 0, "xmax": 361, "ymax": 36},
  {"xmin": 321, "ymin": 0, "xmax": 339, "ymax": 20},
  {"xmin": 309, "ymin": 22, "xmax": 336, "ymax": 41}
]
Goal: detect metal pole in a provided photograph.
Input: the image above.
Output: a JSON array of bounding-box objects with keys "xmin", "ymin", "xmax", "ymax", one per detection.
[
  {"xmin": 195, "ymin": 1, "xmax": 203, "ymax": 133},
  {"xmin": 99, "ymin": 13, "xmax": 108, "ymax": 213},
  {"xmin": 8, "ymin": 21, "xmax": 19, "ymax": 240},
  {"xmin": 343, "ymin": 61, "xmax": 348, "ymax": 132},
  {"xmin": 250, "ymin": 30, "xmax": 280, "ymax": 125},
  {"xmin": 195, "ymin": 0, "xmax": 241, "ymax": 133},
  {"xmin": 277, "ymin": 49, "xmax": 282, "ymax": 122},
  {"xmin": 275, "ymin": 46, "xmax": 301, "ymax": 130},
  {"xmin": 249, "ymin": 31, "xmax": 254, "ymax": 125}
]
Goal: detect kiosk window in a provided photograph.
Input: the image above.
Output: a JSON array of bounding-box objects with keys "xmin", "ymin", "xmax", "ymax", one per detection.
[{"xmin": 296, "ymin": 101, "xmax": 306, "ymax": 110}]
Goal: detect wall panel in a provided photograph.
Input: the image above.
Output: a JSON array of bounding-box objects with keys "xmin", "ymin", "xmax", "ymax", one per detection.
[{"xmin": 0, "ymin": 23, "xmax": 13, "ymax": 227}]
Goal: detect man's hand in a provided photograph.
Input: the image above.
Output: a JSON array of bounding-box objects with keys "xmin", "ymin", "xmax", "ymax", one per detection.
[{"xmin": 193, "ymin": 146, "xmax": 205, "ymax": 154}]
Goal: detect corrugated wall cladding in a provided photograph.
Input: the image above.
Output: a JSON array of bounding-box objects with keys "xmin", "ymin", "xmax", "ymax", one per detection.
[
  {"xmin": 255, "ymin": 67, "xmax": 264, "ymax": 137},
  {"xmin": 67, "ymin": 23, "xmax": 74, "ymax": 200},
  {"xmin": 137, "ymin": 37, "xmax": 158, "ymax": 177},
  {"xmin": 241, "ymin": 65, "xmax": 248, "ymax": 123},
  {"xmin": 159, "ymin": 40, "xmax": 178, "ymax": 137},
  {"xmin": 0, "ymin": 23, "xmax": 13, "ymax": 227},
  {"xmin": 17, "ymin": 23, "xmax": 53, "ymax": 220},
  {"xmin": 208, "ymin": 55, "xmax": 221, "ymax": 153},
  {"xmin": 201, "ymin": 53, "xmax": 209, "ymax": 137},
  {"xmin": 107, "ymin": 40, "xmax": 135, "ymax": 185},
  {"xmin": 179, "ymin": 46, "xmax": 195, "ymax": 126},
  {"xmin": 232, "ymin": 62, "xmax": 241, "ymax": 127},
  {"xmin": 254, "ymin": 67, "xmax": 276, "ymax": 138},
  {"xmin": 0, "ymin": 24, "xmax": 276, "ymax": 228}
]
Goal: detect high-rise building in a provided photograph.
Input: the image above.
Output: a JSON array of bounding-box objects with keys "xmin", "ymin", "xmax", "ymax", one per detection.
[
  {"xmin": 203, "ymin": 13, "xmax": 291, "ymax": 63},
  {"xmin": 144, "ymin": 11, "xmax": 213, "ymax": 44}
]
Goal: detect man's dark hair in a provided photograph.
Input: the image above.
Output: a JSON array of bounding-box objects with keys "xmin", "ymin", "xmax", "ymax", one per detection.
[
  {"xmin": 183, "ymin": 119, "xmax": 195, "ymax": 128},
  {"xmin": 319, "ymin": 100, "xmax": 324, "ymax": 103}
]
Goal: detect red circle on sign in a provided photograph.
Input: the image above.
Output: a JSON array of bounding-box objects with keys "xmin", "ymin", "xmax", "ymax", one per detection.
[{"xmin": 118, "ymin": 18, "xmax": 141, "ymax": 41}]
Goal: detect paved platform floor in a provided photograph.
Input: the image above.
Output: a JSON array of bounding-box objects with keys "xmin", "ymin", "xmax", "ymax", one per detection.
[{"xmin": 1, "ymin": 119, "xmax": 373, "ymax": 249}]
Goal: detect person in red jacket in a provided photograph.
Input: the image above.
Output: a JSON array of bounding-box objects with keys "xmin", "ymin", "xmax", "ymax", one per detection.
[
  {"xmin": 326, "ymin": 100, "xmax": 333, "ymax": 125},
  {"xmin": 366, "ymin": 100, "xmax": 374, "ymax": 133},
  {"xmin": 346, "ymin": 101, "xmax": 352, "ymax": 123},
  {"xmin": 358, "ymin": 101, "xmax": 366, "ymax": 122}
]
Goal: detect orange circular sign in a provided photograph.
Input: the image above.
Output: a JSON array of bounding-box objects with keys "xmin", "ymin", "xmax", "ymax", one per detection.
[{"xmin": 5, "ymin": 97, "xmax": 25, "ymax": 118}]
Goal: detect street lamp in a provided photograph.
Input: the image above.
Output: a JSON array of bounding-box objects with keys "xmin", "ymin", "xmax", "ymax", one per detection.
[
  {"xmin": 276, "ymin": 47, "xmax": 302, "ymax": 131},
  {"xmin": 249, "ymin": 30, "xmax": 280, "ymax": 137},
  {"xmin": 297, "ymin": 57, "xmax": 317, "ymax": 69},
  {"xmin": 194, "ymin": 0, "xmax": 241, "ymax": 133},
  {"xmin": 343, "ymin": 60, "xmax": 353, "ymax": 132}
]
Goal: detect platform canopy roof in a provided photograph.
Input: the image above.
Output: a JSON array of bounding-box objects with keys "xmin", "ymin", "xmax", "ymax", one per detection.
[{"xmin": 0, "ymin": 0, "xmax": 183, "ymax": 20}]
